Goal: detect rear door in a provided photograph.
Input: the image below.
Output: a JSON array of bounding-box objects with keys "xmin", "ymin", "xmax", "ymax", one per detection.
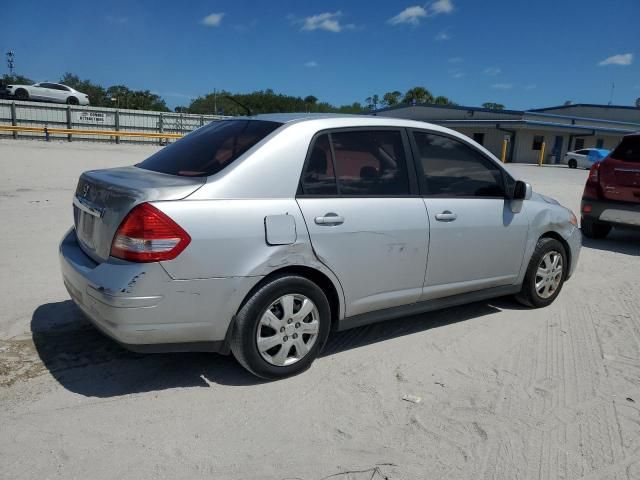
[
  {"xmin": 410, "ymin": 130, "xmax": 529, "ymax": 300},
  {"xmin": 296, "ymin": 129, "xmax": 429, "ymax": 317},
  {"xmin": 599, "ymin": 135, "xmax": 640, "ymax": 204}
]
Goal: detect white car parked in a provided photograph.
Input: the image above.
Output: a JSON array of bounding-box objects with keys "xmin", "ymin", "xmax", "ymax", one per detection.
[
  {"xmin": 5, "ymin": 82, "xmax": 90, "ymax": 105},
  {"xmin": 564, "ymin": 148, "xmax": 599, "ymax": 169}
]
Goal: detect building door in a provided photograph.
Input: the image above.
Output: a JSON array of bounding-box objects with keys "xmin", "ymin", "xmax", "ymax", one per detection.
[{"xmin": 552, "ymin": 136, "xmax": 564, "ymax": 164}]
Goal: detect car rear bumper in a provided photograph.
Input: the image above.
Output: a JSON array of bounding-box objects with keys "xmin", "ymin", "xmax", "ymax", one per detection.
[
  {"xmin": 59, "ymin": 228, "xmax": 256, "ymax": 353},
  {"xmin": 581, "ymin": 198, "xmax": 640, "ymax": 229}
]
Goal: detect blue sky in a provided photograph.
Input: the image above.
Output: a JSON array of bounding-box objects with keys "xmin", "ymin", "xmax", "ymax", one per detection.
[{"xmin": 2, "ymin": 0, "xmax": 639, "ymax": 110}]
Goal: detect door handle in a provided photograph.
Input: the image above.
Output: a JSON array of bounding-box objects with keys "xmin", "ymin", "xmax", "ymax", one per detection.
[
  {"xmin": 435, "ymin": 211, "xmax": 457, "ymax": 222},
  {"xmin": 314, "ymin": 213, "xmax": 344, "ymax": 226}
]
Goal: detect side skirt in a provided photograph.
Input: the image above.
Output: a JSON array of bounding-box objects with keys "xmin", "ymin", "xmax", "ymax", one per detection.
[{"xmin": 336, "ymin": 285, "xmax": 521, "ymax": 332}]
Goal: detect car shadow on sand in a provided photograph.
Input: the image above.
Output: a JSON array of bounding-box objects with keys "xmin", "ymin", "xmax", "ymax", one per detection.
[
  {"xmin": 581, "ymin": 227, "xmax": 640, "ymax": 256},
  {"xmin": 31, "ymin": 297, "xmax": 515, "ymax": 397}
]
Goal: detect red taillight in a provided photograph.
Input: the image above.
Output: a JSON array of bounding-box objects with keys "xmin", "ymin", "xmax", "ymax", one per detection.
[
  {"xmin": 110, "ymin": 203, "xmax": 191, "ymax": 262},
  {"xmin": 588, "ymin": 162, "xmax": 600, "ymax": 183},
  {"xmin": 582, "ymin": 162, "xmax": 601, "ymax": 200}
]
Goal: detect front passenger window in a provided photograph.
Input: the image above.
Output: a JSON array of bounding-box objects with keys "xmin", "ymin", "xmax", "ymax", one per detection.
[{"xmin": 413, "ymin": 131, "xmax": 505, "ymax": 197}]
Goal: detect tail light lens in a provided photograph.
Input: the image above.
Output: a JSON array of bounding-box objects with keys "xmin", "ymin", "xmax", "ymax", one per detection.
[
  {"xmin": 582, "ymin": 162, "xmax": 601, "ymax": 200},
  {"xmin": 110, "ymin": 203, "xmax": 191, "ymax": 262},
  {"xmin": 588, "ymin": 162, "xmax": 600, "ymax": 183}
]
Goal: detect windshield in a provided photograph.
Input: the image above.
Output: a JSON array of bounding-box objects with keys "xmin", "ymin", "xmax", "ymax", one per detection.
[{"xmin": 136, "ymin": 119, "xmax": 282, "ymax": 177}]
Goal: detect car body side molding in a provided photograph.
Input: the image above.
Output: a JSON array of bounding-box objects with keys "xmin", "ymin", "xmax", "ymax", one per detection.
[{"xmin": 336, "ymin": 284, "xmax": 521, "ymax": 332}]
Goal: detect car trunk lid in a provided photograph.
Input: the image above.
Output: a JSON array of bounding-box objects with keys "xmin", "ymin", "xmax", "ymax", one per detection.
[
  {"xmin": 73, "ymin": 166, "xmax": 205, "ymax": 262},
  {"xmin": 599, "ymin": 135, "xmax": 640, "ymax": 204}
]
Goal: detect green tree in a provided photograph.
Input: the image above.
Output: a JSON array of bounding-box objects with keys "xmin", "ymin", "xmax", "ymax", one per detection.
[
  {"xmin": 382, "ymin": 91, "xmax": 402, "ymax": 107},
  {"xmin": 635, "ymin": 97, "xmax": 640, "ymax": 108},
  {"xmin": 482, "ymin": 102, "xmax": 505, "ymax": 110},
  {"xmin": 365, "ymin": 94, "xmax": 380, "ymax": 110},
  {"xmin": 433, "ymin": 95, "xmax": 453, "ymax": 105},
  {"xmin": 402, "ymin": 87, "xmax": 433, "ymax": 105},
  {"xmin": 1, "ymin": 74, "xmax": 34, "ymax": 86},
  {"xmin": 104, "ymin": 85, "xmax": 168, "ymax": 111}
]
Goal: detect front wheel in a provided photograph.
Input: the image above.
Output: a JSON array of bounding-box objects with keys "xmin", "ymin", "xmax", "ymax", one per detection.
[
  {"xmin": 515, "ymin": 237, "xmax": 567, "ymax": 308},
  {"xmin": 231, "ymin": 274, "xmax": 331, "ymax": 379}
]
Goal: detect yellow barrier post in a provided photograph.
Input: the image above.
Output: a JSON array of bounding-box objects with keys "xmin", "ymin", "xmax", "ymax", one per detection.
[
  {"xmin": 500, "ymin": 139, "xmax": 508, "ymax": 163},
  {"xmin": 538, "ymin": 142, "xmax": 546, "ymax": 166}
]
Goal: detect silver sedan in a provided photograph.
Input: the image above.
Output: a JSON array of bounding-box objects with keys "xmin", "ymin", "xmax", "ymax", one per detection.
[{"xmin": 60, "ymin": 114, "xmax": 581, "ymax": 378}]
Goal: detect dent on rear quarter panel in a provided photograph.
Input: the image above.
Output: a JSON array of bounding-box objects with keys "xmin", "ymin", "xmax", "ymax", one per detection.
[
  {"xmin": 154, "ymin": 199, "xmax": 339, "ymax": 278},
  {"xmin": 154, "ymin": 198, "xmax": 345, "ymax": 318}
]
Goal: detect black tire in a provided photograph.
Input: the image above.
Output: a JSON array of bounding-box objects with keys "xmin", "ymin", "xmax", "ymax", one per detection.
[
  {"xmin": 67, "ymin": 96, "xmax": 79, "ymax": 105},
  {"xmin": 515, "ymin": 237, "xmax": 567, "ymax": 308},
  {"xmin": 231, "ymin": 274, "xmax": 331, "ymax": 379},
  {"xmin": 581, "ymin": 218, "xmax": 611, "ymax": 239},
  {"xmin": 15, "ymin": 89, "xmax": 28, "ymax": 100},
  {"xmin": 568, "ymin": 159, "xmax": 577, "ymax": 169}
]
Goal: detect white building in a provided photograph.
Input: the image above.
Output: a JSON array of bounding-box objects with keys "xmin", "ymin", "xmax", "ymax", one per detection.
[{"xmin": 374, "ymin": 103, "xmax": 640, "ymax": 164}]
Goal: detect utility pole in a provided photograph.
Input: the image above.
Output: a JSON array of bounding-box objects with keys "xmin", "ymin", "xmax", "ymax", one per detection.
[
  {"xmin": 6, "ymin": 50, "xmax": 15, "ymax": 76},
  {"xmin": 214, "ymin": 88, "xmax": 217, "ymax": 114},
  {"xmin": 608, "ymin": 82, "xmax": 615, "ymax": 106}
]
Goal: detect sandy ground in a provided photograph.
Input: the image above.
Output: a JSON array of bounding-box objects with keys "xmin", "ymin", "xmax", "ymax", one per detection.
[{"xmin": 1, "ymin": 139, "xmax": 640, "ymax": 480}]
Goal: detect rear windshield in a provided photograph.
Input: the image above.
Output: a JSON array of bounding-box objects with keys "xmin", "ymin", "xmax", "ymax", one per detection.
[
  {"xmin": 137, "ymin": 120, "xmax": 282, "ymax": 177},
  {"xmin": 611, "ymin": 136, "xmax": 640, "ymax": 163}
]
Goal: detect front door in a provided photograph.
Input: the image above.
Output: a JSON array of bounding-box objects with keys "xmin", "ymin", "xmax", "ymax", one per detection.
[
  {"xmin": 552, "ymin": 136, "xmax": 564, "ymax": 164},
  {"xmin": 410, "ymin": 130, "xmax": 529, "ymax": 300},
  {"xmin": 296, "ymin": 129, "xmax": 429, "ymax": 317}
]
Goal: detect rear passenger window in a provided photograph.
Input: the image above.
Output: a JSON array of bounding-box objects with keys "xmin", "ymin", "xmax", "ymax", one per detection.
[
  {"xmin": 301, "ymin": 134, "xmax": 337, "ymax": 195},
  {"xmin": 611, "ymin": 136, "xmax": 640, "ymax": 162},
  {"xmin": 412, "ymin": 131, "xmax": 505, "ymax": 197},
  {"xmin": 331, "ymin": 130, "xmax": 410, "ymax": 196}
]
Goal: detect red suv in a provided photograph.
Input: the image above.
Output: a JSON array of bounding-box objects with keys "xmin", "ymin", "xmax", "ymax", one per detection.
[{"xmin": 581, "ymin": 134, "xmax": 640, "ymax": 238}]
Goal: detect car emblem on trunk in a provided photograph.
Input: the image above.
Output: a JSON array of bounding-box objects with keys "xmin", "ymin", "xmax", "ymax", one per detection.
[{"xmin": 82, "ymin": 184, "xmax": 90, "ymax": 197}]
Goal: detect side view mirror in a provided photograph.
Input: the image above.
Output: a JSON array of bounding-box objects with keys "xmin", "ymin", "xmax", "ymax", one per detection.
[{"xmin": 513, "ymin": 180, "xmax": 532, "ymax": 200}]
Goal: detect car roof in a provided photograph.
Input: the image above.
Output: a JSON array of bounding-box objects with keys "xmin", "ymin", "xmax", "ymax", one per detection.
[{"xmin": 241, "ymin": 112, "xmax": 458, "ymax": 132}]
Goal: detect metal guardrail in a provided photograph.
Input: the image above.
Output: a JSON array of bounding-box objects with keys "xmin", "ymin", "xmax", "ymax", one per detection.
[
  {"xmin": 0, "ymin": 99, "xmax": 226, "ymax": 144},
  {"xmin": 0, "ymin": 124, "xmax": 183, "ymax": 140}
]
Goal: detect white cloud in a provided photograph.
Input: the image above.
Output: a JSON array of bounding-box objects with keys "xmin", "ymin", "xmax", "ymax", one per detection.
[
  {"xmin": 598, "ymin": 53, "xmax": 633, "ymax": 66},
  {"xmin": 492, "ymin": 83, "xmax": 513, "ymax": 90},
  {"xmin": 304, "ymin": 61, "xmax": 319, "ymax": 68},
  {"xmin": 201, "ymin": 12, "xmax": 225, "ymax": 27},
  {"xmin": 525, "ymin": 84, "xmax": 537, "ymax": 90},
  {"xmin": 388, "ymin": 6, "xmax": 428, "ymax": 26},
  {"xmin": 388, "ymin": 1, "xmax": 454, "ymax": 26},
  {"xmin": 452, "ymin": 72, "xmax": 465, "ymax": 79},
  {"xmin": 431, "ymin": 0, "xmax": 454, "ymax": 14},
  {"xmin": 435, "ymin": 30, "xmax": 451, "ymax": 40},
  {"xmin": 300, "ymin": 11, "xmax": 354, "ymax": 32},
  {"xmin": 448, "ymin": 57, "xmax": 463, "ymax": 63},
  {"xmin": 484, "ymin": 67, "xmax": 501, "ymax": 76}
]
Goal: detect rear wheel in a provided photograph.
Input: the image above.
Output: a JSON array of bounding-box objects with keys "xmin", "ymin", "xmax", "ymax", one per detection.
[
  {"xmin": 67, "ymin": 96, "xmax": 79, "ymax": 105},
  {"xmin": 581, "ymin": 218, "xmax": 611, "ymax": 239},
  {"xmin": 568, "ymin": 159, "xmax": 577, "ymax": 169},
  {"xmin": 15, "ymin": 89, "xmax": 28, "ymax": 100},
  {"xmin": 231, "ymin": 274, "xmax": 331, "ymax": 379},
  {"xmin": 515, "ymin": 237, "xmax": 567, "ymax": 308}
]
